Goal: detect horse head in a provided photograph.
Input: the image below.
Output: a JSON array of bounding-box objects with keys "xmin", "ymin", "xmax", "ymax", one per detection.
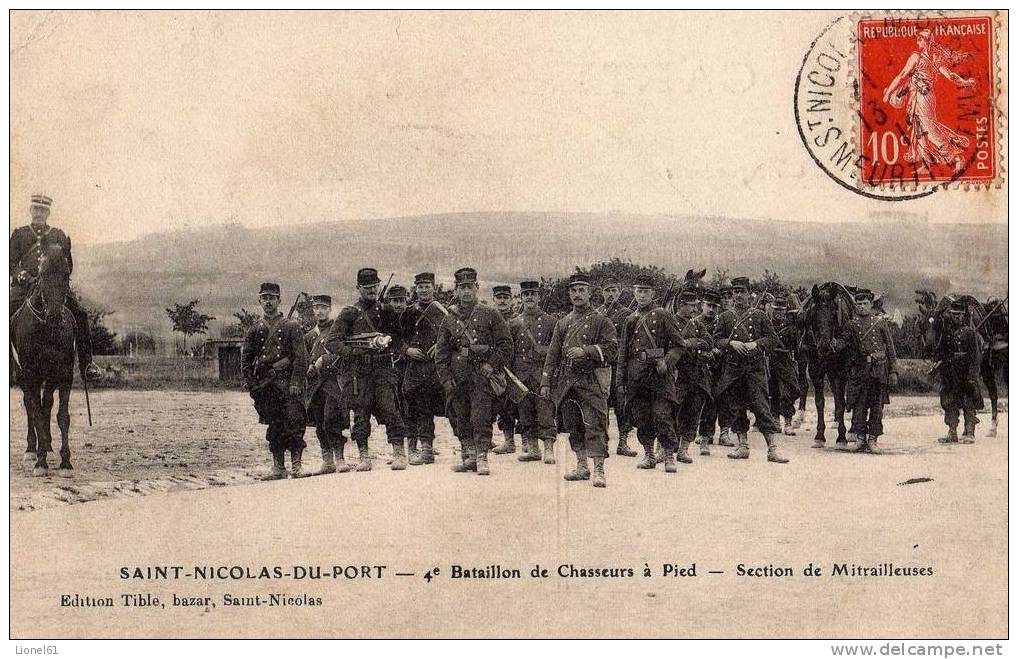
[{"xmin": 805, "ymin": 282, "xmax": 853, "ymax": 356}]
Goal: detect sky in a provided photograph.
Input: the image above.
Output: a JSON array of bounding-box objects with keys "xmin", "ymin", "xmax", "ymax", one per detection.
[{"xmin": 9, "ymin": 10, "xmax": 1007, "ymax": 245}]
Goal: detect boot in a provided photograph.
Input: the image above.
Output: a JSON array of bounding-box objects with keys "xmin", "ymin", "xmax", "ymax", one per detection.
[
  {"xmin": 290, "ymin": 448, "xmax": 307, "ymax": 478},
  {"xmin": 792, "ymin": 410, "xmax": 804, "ymax": 429},
  {"xmin": 421, "ymin": 439, "xmax": 435, "ymax": 464},
  {"xmin": 475, "ymin": 450, "xmax": 491, "ymax": 476},
  {"xmin": 783, "ymin": 418, "xmax": 796, "ymax": 436},
  {"xmin": 616, "ymin": 432, "xmax": 638, "ymax": 457},
  {"xmin": 764, "ymin": 434, "xmax": 789, "ymax": 464},
  {"xmin": 518, "ymin": 438, "xmax": 541, "ymax": 462},
  {"xmin": 654, "ymin": 442, "xmax": 669, "ymax": 464},
  {"xmin": 961, "ymin": 417, "xmax": 977, "ymax": 444},
  {"xmin": 315, "ymin": 448, "xmax": 336, "ymax": 475},
  {"xmin": 867, "ymin": 435, "xmax": 881, "ymax": 454},
  {"xmin": 452, "ymin": 444, "xmax": 477, "ymax": 472},
  {"xmin": 938, "ymin": 426, "xmax": 959, "ymax": 444},
  {"xmin": 637, "ymin": 444, "xmax": 656, "ymax": 469},
  {"xmin": 492, "ymin": 428, "xmax": 516, "ymax": 454},
  {"xmin": 260, "ymin": 452, "xmax": 287, "ymax": 480},
  {"xmin": 335, "ymin": 444, "xmax": 353, "ymax": 473},
  {"xmin": 355, "ymin": 445, "xmax": 372, "ymax": 471},
  {"xmin": 727, "ymin": 433, "xmax": 750, "ymax": 460},
  {"xmin": 542, "ymin": 439, "xmax": 556, "ymax": 464},
  {"xmin": 390, "ymin": 440, "xmax": 408, "ymax": 470},
  {"xmin": 663, "ymin": 449, "xmax": 677, "ymax": 473},
  {"xmin": 592, "ymin": 457, "xmax": 606, "ymax": 488},
  {"xmin": 408, "ymin": 438, "xmax": 423, "ymax": 466},
  {"xmin": 698, "ymin": 435, "xmax": 711, "ymax": 456},
  {"xmin": 717, "ymin": 427, "xmax": 735, "ymax": 447},
  {"xmin": 850, "ymin": 433, "xmax": 869, "ymax": 452},
  {"xmin": 563, "ymin": 449, "xmax": 590, "ymax": 481},
  {"xmin": 676, "ymin": 440, "xmax": 693, "ymax": 464}
]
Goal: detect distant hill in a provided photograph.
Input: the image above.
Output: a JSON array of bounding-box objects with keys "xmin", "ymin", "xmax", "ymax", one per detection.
[{"xmin": 72, "ymin": 211, "xmax": 1007, "ymax": 344}]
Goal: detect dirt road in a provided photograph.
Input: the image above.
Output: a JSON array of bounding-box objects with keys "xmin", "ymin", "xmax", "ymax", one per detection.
[{"xmin": 9, "ymin": 389, "xmax": 1008, "ymax": 638}]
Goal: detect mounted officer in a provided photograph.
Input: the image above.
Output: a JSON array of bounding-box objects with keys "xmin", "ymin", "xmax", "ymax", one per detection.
[{"xmin": 10, "ymin": 194, "xmax": 100, "ymax": 380}]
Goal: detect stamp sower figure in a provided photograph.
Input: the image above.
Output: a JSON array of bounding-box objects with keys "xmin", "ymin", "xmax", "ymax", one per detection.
[
  {"xmin": 541, "ymin": 274, "xmax": 618, "ymax": 487},
  {"xmin": 694, "ymin": 289, "xmax": 733, "ymax": 449},
  {"xmin": 303, "ymin": 294, "xmax": 351, "ymax": 474},
  {"xmin": 492, "ymin": 284, "xmax": 521, "ymax": 454},
  {"xmin": 713, "ymin": 277, "xmax": 788, "ymax": 463},
  {"xmin": 10, "ymin": 194, "xmax": 100, "ymax": 380},
  {"xmin": 399, "ymin": 273, "xmax": 447, "ymax": 465},
  {"xmin": 767, "ymin": 296, "xmax": 803, "ymax": 436},
  {"xmin": 242, "ymin": 282, "xmax": 309, "ymax": 480},
  {"xmin": 321, "ymin": 268, "xmax": 409, "ymax": 471},
  {"xmin": 434, "ymin": 268, "xmax": 513, "ymax": 476},
  {"xmin": 616, "ymin": 276, "xmax": 685, "ymax": 472},
  {"xmin": 840, "ymin": 289, "xmax": 898, "ymax": 453},
  {"xmin": 672, "ymin": 289, "xmax": 714, "ymax": 462},
  {"xmin": 509, "ymin": 280, "xmax": 560, "ymax": 464},
  {"xmin": 935, "ymin": 298, "xmax": 983, "ymax": 444},
  {"xmin": 598, "ymin": 277, "xmax": 638, "ymax": 457}
]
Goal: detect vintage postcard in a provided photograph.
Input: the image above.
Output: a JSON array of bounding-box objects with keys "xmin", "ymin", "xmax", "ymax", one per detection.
[{"xmin": 7, "ymin": 10, "xmax": 1008, "ymax": 643}]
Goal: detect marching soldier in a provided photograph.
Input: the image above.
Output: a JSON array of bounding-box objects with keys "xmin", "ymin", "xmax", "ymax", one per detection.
[
  {"xmin": 713, "ymin": 277, "xmax": 788, "ymax": 463},
  {"xmin": 242, "ymin": 282, "xmax": 309, "ymax": 480},
  {"xmin": 303, "ymin": 295, "xmax": 352, "ymax": 474},
  {"xmin": 509, "ymin": 280, "xmax": 560, "ymax": 464},
  {"xmin": 541, "ymin": 274, "xmax": 618, "ymax": 488},
  {"xmin": 934, "ymin": 298, "xmax": 982, "ymax": 444},
  {"xmin": 320, "ymin": 268, "xmax": 409, "ymax": 471},
  {"xmin": 492, "ymin": 284, "xmax": 520, "ymax": 454},
  {"xmin": 387, "ymin": 285, "xmax": 409, "ymax": 314},
  {"xmin": 839, "ymin": 289, "xmax": 898, "ymax": 453},
  {"xmin": 399, "ymin": 272, "xmax": 447, "ymax": 465},
  {"xmin": 598, "ymin": 277, "xmax": 638, "ymax": 457},
  {"xmin": 434, "ymin": 268, "xmax": 513, "ymax": 476},
  {"xmin": 616, "ymin": 276, "xmax": 685, "ymax": 472},
  {"xmin": 695, "ymin": 289, "xmax": 734, "ymax": 450},
  {"xmin": 672, "ymin": 289, "xmax": 713, "ymax": 462},
  {"xmin": 767, "ymin": 296, "xmax": 803, "ymax": 436},
  {"xmin": 9, "ymin": 194, "xmax": 100, "ymax": 380}
]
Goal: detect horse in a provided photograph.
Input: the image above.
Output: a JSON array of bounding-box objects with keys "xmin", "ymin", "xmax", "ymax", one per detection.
[
  {"xmin": 916, "ymin": 293, "xmax": 1008, "ymax": 437},
  {"xmin": 11, "ymin": 243, "xmax": 78, "ymax": 477},
  {"xmin": 800, "ymin": 282, "xmax": 855, "ymax": 446}
]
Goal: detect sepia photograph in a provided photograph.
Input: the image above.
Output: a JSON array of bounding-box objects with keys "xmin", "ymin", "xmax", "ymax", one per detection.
[{"xmin": 7, "ymin": 9, "xmax": 1009, "ymax": 645}]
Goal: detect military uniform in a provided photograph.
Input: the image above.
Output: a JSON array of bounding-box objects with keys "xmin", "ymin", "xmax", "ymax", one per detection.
[
  {"xmin": 673, "ymin": 298, "xmax": 714, "ymax": 461},
  {"xmin": 242, "ymin": 283, "xmax": 309, "ymax": 478},
  {"xmin": 508, "ymin": 281, "xmax": 558, "ymax": 463},
  {"xmin": 713, "ymin": 277, "xmax": 786, "ymax": 462},
  {"xmin": 840, "ymin": 291, "xmax": 897, "ymax": 451},
  {"xmin": 542, "ymin": 274, "xmax": 618, "ymax": 486},
  {"xmin": 598, "ymin": 282, "xmax": 637, "ymax": 456},
  {"xmin": 9, "ymin": 195, "xmax": 96, "ymax": 379},
  {"xmin": 303, "ymin": 295, "xmax": 351, "ymax": 474},
  {"xmin": 320, "ymin": 268, "xmax": 408, "ymax": 471},
  {"xmin": 694, "ymin": 289, "xmax": 731, "ymax": 448},
  {"xmin": 935, "ymin": 303, "xmax": 983, "ymax": 443},
  {"xmin": 434, "ymin": 268, "xmax": 513, "ymax": 475},
  {"xmin": 399, "ymin": 274, "xmax": 447, "ymax": 465},
  {"xmin": 493, "ymin": 286, "xmax": 521, "ymax": 454},
  {"xmin": 767, "ymin": 299, "xmax": 803, "ymax": 435},
  {"xmin": 617, "ymin": 290, "xmax": 685, "ymax": 471}
]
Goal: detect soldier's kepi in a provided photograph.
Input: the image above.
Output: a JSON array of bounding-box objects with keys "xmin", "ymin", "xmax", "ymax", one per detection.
[
  {"xmin": 434, "ymin": 267, "xmax": 513, "ymax": 476},
  {"xmin": 508, "ymin": 280, "xmax": 559, "ymax": 464},
  {"xmin": 303, "ymin": 294, "xmax": 352, "ymax": 474},
  {"xmin": 398, "ymin": 272, "xmax": 447, "ymax": 466},
  {"xmin": 541, "ymin": 273, "xmax": 619, "ymax": 488},
  {"xmin": 9, "ymin": 194, "xmax": 100, "ymax": 381},
  {"xmin": 242, "ymin": 282, "xmax": 309, "ymax": 480}
]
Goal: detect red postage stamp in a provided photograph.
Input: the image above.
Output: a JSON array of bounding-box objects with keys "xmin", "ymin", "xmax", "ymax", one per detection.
[{"xmin": 857, "ymin": 15, "xmax": 996, "ymax": 187}]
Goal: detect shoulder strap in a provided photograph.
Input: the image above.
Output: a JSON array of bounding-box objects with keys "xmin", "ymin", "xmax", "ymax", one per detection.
[
  {"xmin": 726, "ymin": 308, "xmax": 755, "ymax": 340},
  {"xmin": 634, "ymin": 310, "xmax": 658, "ymax": 349}
]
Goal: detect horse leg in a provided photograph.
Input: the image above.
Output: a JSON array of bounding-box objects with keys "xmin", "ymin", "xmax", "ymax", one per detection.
[
  {"xmin": 56, "ymin": 383, "xmax": 73, "ymax": 477},
  {"xmin": 813, "ymin": 371, "xmax": 826, "ymax": 445},
  {"xmin": 794, "ymin": 360, "xmax": 809, "ymax": 428},
  {"xmin": 982, "ymin": 359, "xmax": 997, "ymax": 437},
  {"xmin": 20, "ymin": 384, "xmax": 39, "ymax": 462},
  {"xmin": 833, "ymin": 376, "xmax": 848, "ymax": 443},
  {"xmin": 32, "ymin": 383, "xmax": 57, "ymax": 476}
]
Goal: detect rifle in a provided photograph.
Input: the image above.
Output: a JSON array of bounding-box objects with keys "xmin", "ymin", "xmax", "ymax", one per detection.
[
  {"xmin": 378, "ymin": 273, "xmax": 395, "ymax": 305},
  {"xmin": 286, "ymin": 291, "xmax": 310, "ymax": 321},
  {"xmin": 974, "ymin": 295, "xmax": 1008, "ymax": 332}
]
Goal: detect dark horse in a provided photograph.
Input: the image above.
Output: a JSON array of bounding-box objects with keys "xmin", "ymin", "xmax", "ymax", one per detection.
[
  {"xmin": 11, "ymin": 243, "xmax": 77, "ymax": 477},
  {"xmin": 801, "ymin": 282, "xmax": 855, "ymax": 447}
]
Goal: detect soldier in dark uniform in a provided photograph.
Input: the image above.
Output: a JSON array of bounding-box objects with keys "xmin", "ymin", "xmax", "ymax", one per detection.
[
  {"xmin": 713, "ymin": 277, "xmax": 788, "ymax": 463},
  {"xmin": 9, "ymin": 194, "xmax": 100, "ymax": 380},
  {"xmin": 302, "ymin": 294, "xmax": 352, "ymax": 475},
  {"xmin": 672, "ymin": 289, "xmax": 713, "ymax": 462},
  {"xmin": 598, "ymin": 277, "xmax": 638, "ymax": 457},
  {"xmin": 320, "ymin": 268, "xmax": 408, "ymax": 471},
  {"xmin": 509, "ymin": 280, "xmax": 559, "ymax": 463},
  {"xmin": 387, "ymin": 285, "xmax": 409, "ymax": 314},
  {"xmin": 839, "ymin": 289, "xmax": 899, "ymax": 453},
  {"xmin": 541, "ymin": 274, "xmax": 618, "ymax": 487},
  {"xmin": 767, "ymin": 297, "xmax": 803, "ymax": 436},
  {"xmin": 720, "ymin": 285, "xmax": 735, "ymax": 313},
  {"xmin": 934, "ymin": 298, "xmax": 982, "ymax": 444},
  {"xmin": 616, "ymin": 276, "xmax": 685, "ymax": 472},
  {"xmin": 695, "ymin": 289, "xmax": 734, "ymax": 450},
  {"xmin": 492, "ymin": 285, "xmax": 520, "ymax": 455},
  {"xmin": 242, "ymin": 282, "xmax": 309, "ymax": 480},
  {"xmin": 399, "ymin": 273, "xmax": 447, "ymax": 465},
  {"xmin": 434, "ymin": 268, "xmax": 513, "ymax": 476}
]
